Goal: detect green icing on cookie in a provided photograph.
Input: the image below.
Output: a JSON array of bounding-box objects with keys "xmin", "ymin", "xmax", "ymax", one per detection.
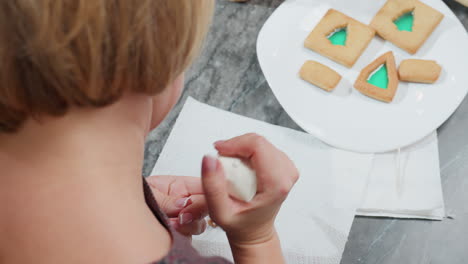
[
  {"xmin": 394, "ymin": 11, "xmax": 414, "ymax": 32},
  {"xmin": 327, "ymin": 27, "xmax": 347, "ymax": 46},
  {"xmin": 367, "ymin": 64, "xmax": 388, "ymax": 89}
]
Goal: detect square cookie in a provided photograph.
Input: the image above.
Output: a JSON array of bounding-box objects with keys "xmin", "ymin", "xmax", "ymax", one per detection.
[
  {"xmin": 299, "ymin": 60, "xmax": 342, "ymax": 91},
  {"xmin": 398, "ymin": 59, "xmax": 441, "ymax": 83},
  {"xmin": 370, "ymin": 0, "xmax": 444, "ymax": 54},
  {"xmin": 354, "ymin": 51, "xmax": 399, "ymax": 103},
  {"xmin": 304, "ymin": 9, "xmax": 375, "ymax": 68}
]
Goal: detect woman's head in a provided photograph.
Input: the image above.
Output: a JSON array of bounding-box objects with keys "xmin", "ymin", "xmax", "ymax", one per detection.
[{"xmin": 0, "ymin": 0, "xmax": 214, "ymax": 133}]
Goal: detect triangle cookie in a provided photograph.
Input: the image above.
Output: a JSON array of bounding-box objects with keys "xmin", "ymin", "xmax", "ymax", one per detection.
[
  {"xmin": 354, "ymin": 51, "xmax": 398, "ymax": 103},
  {"xmin": 304, "ymin": 9, "xmax": 375, "ymax": 68}
]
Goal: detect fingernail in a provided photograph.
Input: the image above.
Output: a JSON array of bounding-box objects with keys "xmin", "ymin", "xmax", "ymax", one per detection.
[
  {"xmin": 202, "ymin": 155, "xmax": 218, "ymax": 173},
  {"xmin": 175, "ymin": 197, "xmax": 192, "ymax": 209},
  {"xmin": 179, "ymin": 213, "xmax": 193, "ymax": 225},
  {"xmin": 214, "ymin": 140, "xmax": 225, "ymax": 147}
]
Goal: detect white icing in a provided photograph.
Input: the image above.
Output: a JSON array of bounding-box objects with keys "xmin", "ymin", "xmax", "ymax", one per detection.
[
  {"xmin": 219, "ymin": 156, "xmax": 257, "ymax": 202},
  {"xmin": 326, "ymin": 26, "xmax": 347, "ymax": 38}
]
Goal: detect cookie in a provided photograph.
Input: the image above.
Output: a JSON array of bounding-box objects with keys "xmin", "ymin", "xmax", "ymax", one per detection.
[
  {"xmin": 304, "ymin": 9, "xmax": 375, "ymax": 68},
  {"xmin": 398, "ymin": 59, "xmax": 441, "ymax": 83},
  {"xmin": 299, "ymin": 60, "xmax": 342, "ymax": 92},
  {"xmin": 354, "ymin": 51, "xmax": 399, "ymax": 103},
  {"xmin": 370, "ymin": 0, "xmax": 444, "ymax": 54}
]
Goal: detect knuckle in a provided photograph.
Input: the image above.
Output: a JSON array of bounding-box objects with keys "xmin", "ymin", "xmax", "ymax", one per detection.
[
  {"xmin": 252, "ymin": 135, "xmax": 268, "ymax": 147},
  {"xmin": 160, "ymin": 197, "xmax": 173, "ymax": 213},
  {"xmin": 278, "ymin": 184, "xmax": 291, "ymax": 197}
]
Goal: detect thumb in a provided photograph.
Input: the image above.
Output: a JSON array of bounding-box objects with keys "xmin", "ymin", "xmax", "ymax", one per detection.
[
  {"xmin": 201, "ymin": 155, "xmax": 230, "ymax": 224},
  {"xmin": 151, "ymin": 188, "xmax": 192, "ymax": 217}
]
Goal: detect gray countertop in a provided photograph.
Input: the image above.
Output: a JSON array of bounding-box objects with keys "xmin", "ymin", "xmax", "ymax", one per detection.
[{"xmin": 144, "ymin": 1, "xmax": 468, "ymax": 263}]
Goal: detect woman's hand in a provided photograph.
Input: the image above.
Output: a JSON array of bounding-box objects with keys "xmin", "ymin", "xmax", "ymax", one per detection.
[
  {"xmin": 146, "ymin": 175, "xmax": 208, "ymax": 237},
  {"xmin": 201, "ymin": 133, "xmax": 299, "ymax": 247}
]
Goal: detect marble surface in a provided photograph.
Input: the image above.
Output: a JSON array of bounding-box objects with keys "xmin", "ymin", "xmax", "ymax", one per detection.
[{"xmin": 144, "ymin": 1, "xmax": 468, "ymax": 263}]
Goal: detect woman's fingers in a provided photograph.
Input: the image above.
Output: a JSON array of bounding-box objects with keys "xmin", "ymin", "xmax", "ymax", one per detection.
[
  {"xmin": 165, "ymin": 195, "xmax": 209, "ymax": 237},
  {"xmin": 149, "ymin": 187, "xmax": 193, "ymax": 217},
  {"xmin": 148, "ymin": 188, "xmax": 209, "ymax": 221},
  {"xmin": 214, "ymin": 133, "xmax": 270, "ymax": 159},
  {"xmin": 179, "ymin": 194, "xmax": 209, "ymax": 224},
  {"xmin": 214, "ymin": 133, "xmax": 291, "ymax": 191},
  {"xmin": 201, "ymin": 155, "xmax": 231, "ymax": 224},
  {"xmin": 214, "ymin": 133, "xmax": 279, "ymax": 172},
  {"xmin": 168, "ymin": 218, "xmax": 207, "ymax": 236},
  {"xmin": 180, "ymin": 219, "xmax": 207, "ymax": 236},
  {"xmin": 146, "ymin": 176, "xmax": 207, "ymax": 218},
  {"xmin": 146, "ymin": 175, "xmax": 204, "ymax": 196}
]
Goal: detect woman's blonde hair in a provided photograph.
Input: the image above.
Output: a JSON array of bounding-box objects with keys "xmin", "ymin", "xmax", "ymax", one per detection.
[{"xmin": 0, "ymin": 0, "xmax": 214, "ymax": 132}]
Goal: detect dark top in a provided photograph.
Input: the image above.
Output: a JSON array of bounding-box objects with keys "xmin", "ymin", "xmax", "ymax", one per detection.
[{"xmin": 143, "ymin": 179, "xmax": 232, "ymax": 264}]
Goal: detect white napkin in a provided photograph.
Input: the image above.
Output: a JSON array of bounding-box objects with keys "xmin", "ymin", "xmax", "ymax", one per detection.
[
  {"xmin": 357, "ymin": 132, "xmax": 445, "ymax": 220},
  {"xmin": 151, "ymin": 97, "xmax": 373, "ymax": 263}
]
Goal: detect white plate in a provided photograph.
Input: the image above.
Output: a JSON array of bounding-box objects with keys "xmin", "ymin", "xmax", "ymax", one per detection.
[{"xmin": 257, "ymin": 0, "xmax": 468, "ymax": 153}]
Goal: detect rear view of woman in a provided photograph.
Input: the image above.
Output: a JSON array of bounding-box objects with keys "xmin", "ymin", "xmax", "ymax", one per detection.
[{"xmin": 0, "ymin": 1, "xmax": 299, "ymax": 263}]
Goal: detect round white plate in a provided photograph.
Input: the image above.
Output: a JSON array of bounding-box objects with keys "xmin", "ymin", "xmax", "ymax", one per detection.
[{"xmin": 257, "ymin": 0, "xmax": 468, "ymax": 153}]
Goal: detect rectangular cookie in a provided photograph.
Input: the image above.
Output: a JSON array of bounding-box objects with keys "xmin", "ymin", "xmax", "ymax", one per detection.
[
  {"xmin": 398, "ymin": 59, "xmax": 441, "ymax": 83},
  {"xmin": 370, "ymin": 0, "xmax": 444, "ymax": 54},
  {"xmin": 304, "ymin": 9, "xmax": 375, "ymax": 68},
  {"xmin": 299, "ymin": 60, "xmax": 342, "ymax": 92}
]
